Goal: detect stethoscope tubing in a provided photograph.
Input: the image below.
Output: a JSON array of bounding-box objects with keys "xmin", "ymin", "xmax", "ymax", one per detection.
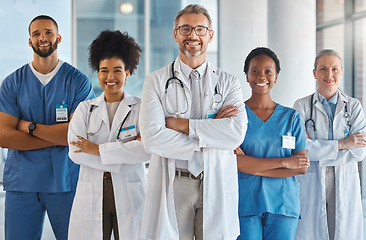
[
  {"xmin": 164, "ymin": 60, "xmax": 223, "ymax": 116},
  {"xmin": 86, "ymin": 104, "xmax": 132, "ymax": 140},
  {"xmin": 305, "ymin": 93, "xmax": 351, "ymax": 133}
]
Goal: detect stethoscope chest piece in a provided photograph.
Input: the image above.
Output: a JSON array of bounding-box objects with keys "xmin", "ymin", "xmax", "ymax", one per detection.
[
  {"xmin": 213, "ymin": 93, "xmax": 223, "ymax": 103},
  {"xmin": 305, "ymin": 93, "xmax": 352, "ymax": 132}
]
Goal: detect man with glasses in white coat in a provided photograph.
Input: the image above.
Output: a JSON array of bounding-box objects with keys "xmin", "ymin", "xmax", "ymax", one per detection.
[{"xmin": 139, "ymin": 4, "xmax": 247, "ymax": 240}]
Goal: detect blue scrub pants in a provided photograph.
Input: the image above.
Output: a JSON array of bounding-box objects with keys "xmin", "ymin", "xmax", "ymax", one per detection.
[
  {"xmin": 5, "ymin": 191, "xmax": 75, "ymax": 240},
  {"xmin": 237, "ymin": 212, "xmax": 298, "ymax": 240}
]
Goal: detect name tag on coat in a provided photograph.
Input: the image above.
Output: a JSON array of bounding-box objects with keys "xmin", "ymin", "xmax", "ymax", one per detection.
[{"xmin": 119, "ymin": 125, "xmax": 137, "ymax": 139}]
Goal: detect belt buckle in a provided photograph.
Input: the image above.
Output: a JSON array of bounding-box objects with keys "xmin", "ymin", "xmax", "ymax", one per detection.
[
  {"xmin": 189, "ymin": 172, "xmax": 203, "ymax": 180},
  {"xmin": 177, "ymin": 169, "xmax": 182, "ymax": 179}
]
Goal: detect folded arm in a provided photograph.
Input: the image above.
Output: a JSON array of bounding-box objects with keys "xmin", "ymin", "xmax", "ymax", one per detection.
[
  {"xmin": 294, "ymin": 97, "xmax": 366, "ymax": 167},
  {"xmin": 307, "ymin": 136, "xmax": 366, "ymax": 167},
  {"xmin": 189, "ymin": 78, "xmax": 246, "ymax": 150},
  {"xmin": 0, "ymin": 111, "xmax": 56, "ymax": 150},
  {"xmin": 99, "ymin": 138, "xmax": 151, "ymax": 165},
  {"xmin": 139, "ymin": 76, "xmax": 199, "ymax": 160},
  {"xmin": 237, "ymin": 150, "xmax": 309, "ymax": 178},
  {"xmin": 17, "ymin": 116, "xmax": 72, "ymax": 146},
  {"xmin": 68, "ymin": 104, "xmax": 121, "ymax": 173}
]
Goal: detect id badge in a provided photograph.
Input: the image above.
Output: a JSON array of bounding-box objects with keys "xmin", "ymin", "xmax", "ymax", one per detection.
[
  {"xmin": 56, "ymin": 104, "xmax": 68, "ymax": 122},
  {"xmin": 207, "ymin": 109, "xmax": 219, "ymax": 119},
  {"xmin": 344, "ymin": 127, "xmax": 350, "ymax": 136},
  {"xmin": 282, "ymin": 133, "xmax": 295, "ymax": 149},
  {"xmin": 119, "ymin": 125, "xmax": 137, "ymax": 139}
]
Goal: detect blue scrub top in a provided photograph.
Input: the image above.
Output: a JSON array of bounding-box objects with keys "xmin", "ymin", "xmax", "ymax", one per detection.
[
  {"xmin": 238, "ymin": 104, "xmax": 307, "ymax": 218},
  {"xmin": 0, "ymin": 63, "xmax": 95, "ymax": 193}
]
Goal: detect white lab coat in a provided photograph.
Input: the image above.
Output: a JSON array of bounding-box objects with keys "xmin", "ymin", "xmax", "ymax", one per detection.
[
  {"xmin": 68, "ymin": 93, "xmax": 150, "ymax": 240},
  {"xmin": 139, "ymin": 58, "xmax": 247, "ymax": 240},
  {"xmin": 293, "ymin": 90, "xmax": 366, "ymax": 240}
]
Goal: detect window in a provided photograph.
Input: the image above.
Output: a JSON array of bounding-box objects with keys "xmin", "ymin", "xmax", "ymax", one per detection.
[
  {"xmin": 316, "ymin": 24, "xmax": 345, "ymax": 90},
  {"xmin": 317, "ymin": 1, "xmax": 366, "ymax": 236},
  {"xmin": 75, "ymin": 0, "xmax": 218, "ymax": 97},
  {"xmin": 317, "ymin": 0, "xmax": 344, "ymax": 24}
]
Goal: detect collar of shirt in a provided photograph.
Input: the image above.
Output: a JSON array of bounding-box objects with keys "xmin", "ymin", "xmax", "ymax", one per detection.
[
  {"xmin": 318, "ymin": 91, "xmax": 338, "ymax": 140},
  {"xmin": 29, "ymin": 60, "xmax": 64, "ymax": 86},
  {"xmin": 318, "ymin": 91, "xmax": 338, "ymax": 105},
  {"xmin": 178, "ymin": 57, "xmax": 207, "ymax": 80}
]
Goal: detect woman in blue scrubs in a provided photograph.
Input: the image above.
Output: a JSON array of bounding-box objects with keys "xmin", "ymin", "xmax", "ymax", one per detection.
[{"xmin": 236, "ymin": 47, "xmax": 309, "ymax": 240}]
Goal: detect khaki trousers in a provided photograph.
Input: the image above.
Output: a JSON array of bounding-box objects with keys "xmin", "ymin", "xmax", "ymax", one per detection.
[{"xmin": 173, "ymin": 173, "xmax": 203, "ymax": 240}]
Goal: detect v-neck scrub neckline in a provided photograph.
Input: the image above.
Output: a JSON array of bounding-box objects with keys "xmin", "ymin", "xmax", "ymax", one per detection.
[
  {"xmin": 245, "ymin": 103, "xmax": 279, "ymax": 124},
  {"xmin": 238, "ymin": 103, "xmax": 307, "ymax": 218}
]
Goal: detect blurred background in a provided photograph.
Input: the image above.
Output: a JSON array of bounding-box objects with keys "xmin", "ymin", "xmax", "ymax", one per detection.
[{"xmin": 0, "ymin": 0, "xmax": 365, "ymax": 239}]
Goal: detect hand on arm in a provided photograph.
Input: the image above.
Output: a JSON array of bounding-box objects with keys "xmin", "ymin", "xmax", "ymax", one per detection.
[
  {"xmin": 16, "ymin": 114, "xmax": 73, "ymax": 146},
  {"xmin": 70, "ymin": 135, "xmax": 100, "ymax": 156},
  {"xmin": 165, "ymin": 105, "xmax": 239, "ymax": 136},
  {"xmin": 0, "ymin": 112, "xmax": 55, "ymax": 150},
  {"xmin": 282, "ymin": 153, "xmax": 310, "ymax": 169},
  {"xmin": 135, "ymin": 132, "xmax": 141, "ymax": 141},
  {"xmin": 236, "ymin": 150, "xmax": 309, "ymax": 177},
  {"xmin": 234, "ymin": 146, "xmax": 244, "ymax": 155},
  {"xmin": 215, "ymin": 105, "xmax": 238, "ymax": 119},
  {"xmin": 338, "ymin": 132, "xmax": 366, "ymax": 150},
  {"xmin": 165, "ymin": 117, "xmax": 189, "ymax": 135}
]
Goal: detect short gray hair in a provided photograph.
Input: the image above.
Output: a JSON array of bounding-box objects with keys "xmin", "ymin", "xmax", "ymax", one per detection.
[
  {"xmin": 314, "ymin": 49, "xmax": 343, "ymax": 70},
  {"xmin": 174, "ymin": 4, "xmax": 212, "ymax": 29}
]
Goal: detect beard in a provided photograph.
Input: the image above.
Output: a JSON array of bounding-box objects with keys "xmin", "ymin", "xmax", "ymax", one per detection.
[
  {"xmin": 31, "ymin": 40, "xmax": 58, "ymax": 58},
  {"xmin": 179, "ymin": 40, "xmax": 206, "ymax": 58}
]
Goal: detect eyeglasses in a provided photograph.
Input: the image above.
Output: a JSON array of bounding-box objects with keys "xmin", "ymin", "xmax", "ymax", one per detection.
[{"xmin": 175, "ymin": 25, "xmax": 211, "ymax": 36}]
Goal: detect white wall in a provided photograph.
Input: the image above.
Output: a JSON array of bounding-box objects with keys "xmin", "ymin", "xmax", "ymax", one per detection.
[
  {"xmin": 268, "ymin": 0, "xmax": 316, "ymax": 107},
  {"xmin": 219, "ymin": 0, "xmax": 316, "ymax": 107},
  {"xmin": 219, "ymin": 0, "xmax": 268, "ymax": 101}
]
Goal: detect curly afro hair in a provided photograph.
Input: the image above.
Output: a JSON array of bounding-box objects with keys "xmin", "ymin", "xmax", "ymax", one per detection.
[
  {"xmin": 244, "ymin": 47, "xmax": 281, "ymax": 74},
  {"xmin": 89, "ymin": 30, "xmax": 141, "ymax": 74}
]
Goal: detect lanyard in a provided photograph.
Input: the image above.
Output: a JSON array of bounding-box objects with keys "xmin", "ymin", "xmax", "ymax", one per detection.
[{"xmin": 116, "ymin": 109, "xmax": 132, "ymax": 140}]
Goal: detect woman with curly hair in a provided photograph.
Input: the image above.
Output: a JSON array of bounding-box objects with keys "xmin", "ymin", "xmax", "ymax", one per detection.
[{"xmin": 67, "ymin": 30, "xmax": 150, "ymax": 240}]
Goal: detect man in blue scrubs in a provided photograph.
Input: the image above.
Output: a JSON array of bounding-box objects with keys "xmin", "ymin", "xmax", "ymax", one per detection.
[{"xmin": 0, "ymin": 15, "xmax": 94, "ymax": 240}]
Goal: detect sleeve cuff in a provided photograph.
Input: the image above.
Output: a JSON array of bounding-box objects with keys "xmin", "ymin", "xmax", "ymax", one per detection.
[{"xmin": 189, "ymin": 119, "xmax": 198, "ymax": 140}]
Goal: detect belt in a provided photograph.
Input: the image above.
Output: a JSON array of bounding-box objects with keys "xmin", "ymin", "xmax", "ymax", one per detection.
[
  {"xmin": 175, "ymin": 169, "xmax": 203, "ymax": 180},
  {"xmin": 104, "ymin": 172, "xmax": 111, "ymax": 179}
]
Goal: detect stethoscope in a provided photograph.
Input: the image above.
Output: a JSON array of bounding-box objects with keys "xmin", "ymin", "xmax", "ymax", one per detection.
[
  {"xmin": 86, "ymin": 104, "xmax": 131, "ymax": 140},
  {"xmin": 164, "ymin": 60, "xmax": 223, "ymax": 116},
  {"xmin": 305, "ymin": 93, "xmax": 351, "ymax": 133}
]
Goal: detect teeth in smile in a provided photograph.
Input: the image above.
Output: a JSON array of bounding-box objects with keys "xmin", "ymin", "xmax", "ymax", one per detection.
[
  {"xmin": 106, "ymin": 82, "xmax": 117, "ymax": 86},
  {"xmin": 257, "ymin": 83, "xmax": 267, "ymax": 86},
  {"xmin": 187, "ymin": 42, "xmax": 199, "ymax": 45}
]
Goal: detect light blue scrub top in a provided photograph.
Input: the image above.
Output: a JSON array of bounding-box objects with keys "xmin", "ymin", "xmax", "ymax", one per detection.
[
  {"xmin": 238, "ymin": 104, "xmax": 307, "ymax": 218},
  {"xmin": 0, "ymin": 63, "xmax": 94, "ymax": 193}
]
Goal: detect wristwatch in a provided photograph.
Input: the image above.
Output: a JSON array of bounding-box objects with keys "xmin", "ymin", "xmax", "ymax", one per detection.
[{"xmin": 28, "ymin": 122, "xmax": 37, "ymax": 136}]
